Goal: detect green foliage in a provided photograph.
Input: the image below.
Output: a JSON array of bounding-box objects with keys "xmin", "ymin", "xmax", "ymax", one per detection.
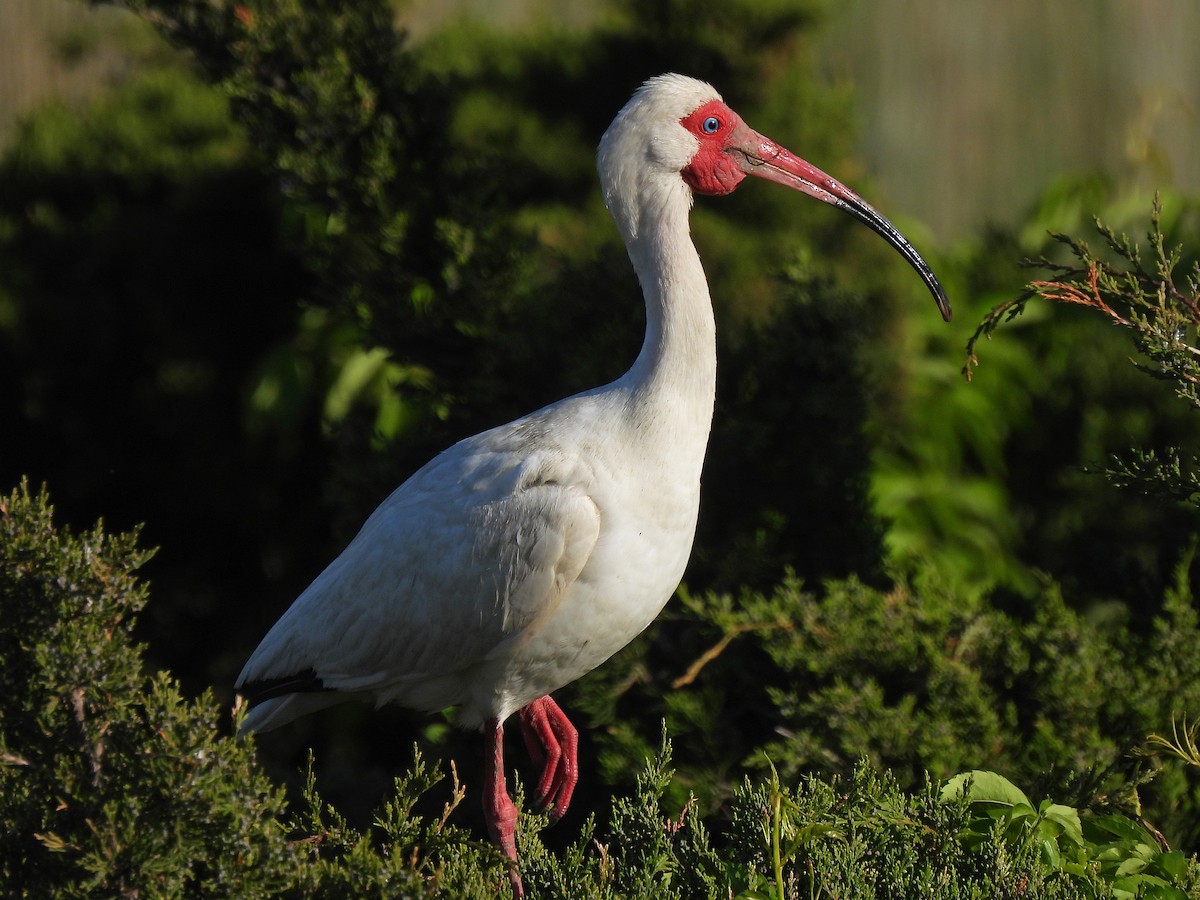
[
  {"xmin": 0, "ymin": 51, "xmax": 333, "ymax": 690},
  {"xmin": 566, "ymin": 555, "xmax": 1200, "ymax": 852},
  {"xmin": 16, "ymin": 479, "xmax": 1196, "ymax": 897},
  {"xmin": 0, "ymin": 481, "xmax": 298, "ymax": 896},
  {"xmin": 969, "ymin": 195, "xmax": 1200, "ymax": 509},
  {"xmin": 875, "ymin": 185, "xmax": 1200, "ymax": 603},
  {"xmin": 0, "ymin": 481, "xmax": 497, "ymax": 896},
  {"xmin": 944, "ymin": 770, "xmax": 1195, "ymax": 900},
  {"xmin": 1147, "ymin": 716, "xmax": 1200, "ymax": 771}
]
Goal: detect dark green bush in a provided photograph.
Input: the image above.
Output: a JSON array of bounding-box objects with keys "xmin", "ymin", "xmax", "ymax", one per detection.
[
  {"xmin": 6, "ymin": 482, "xmax": 1197, "ymax": 897},
  {"xmin": 0, "ymin": 481, "xmax": 299, "ymax": 896},
  {"xmin": 566, "ymin": 554, "xmax": 1200, "ymax": 851}
]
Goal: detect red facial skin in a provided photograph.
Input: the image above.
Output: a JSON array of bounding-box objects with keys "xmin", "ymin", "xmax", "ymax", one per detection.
[
  {"xmin": 680, "ymin": 98, "xmax": 852, "ymax": 204},
  {"xmin": 679, "ymin": 99, "xmax": 751, "ymax": 196}
]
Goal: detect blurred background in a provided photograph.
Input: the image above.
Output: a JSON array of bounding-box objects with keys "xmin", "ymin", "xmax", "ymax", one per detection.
[
  {"xmin": 3, "ymin": 0, "xmax": 1199, "ymax": 849},
  {"xmin": 5, "ymin": 0, "xmax": 1198, "ymax": 237}
]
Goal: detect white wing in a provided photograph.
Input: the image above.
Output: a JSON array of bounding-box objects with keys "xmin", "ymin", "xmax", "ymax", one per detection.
[{"xmin": 236, "ymin": 427, "xmax": 601, "ymax": 728}]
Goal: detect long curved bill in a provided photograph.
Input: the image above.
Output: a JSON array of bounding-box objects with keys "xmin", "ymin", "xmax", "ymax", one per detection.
[{"xmin": 735, "ymin": 130, "xmax": 952, "ymax": 322}]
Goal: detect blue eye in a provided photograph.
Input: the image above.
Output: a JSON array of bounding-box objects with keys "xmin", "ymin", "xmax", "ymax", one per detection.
[{"xmin": 702, "ymin": 116, "xmax": 720, "ymax": 134}]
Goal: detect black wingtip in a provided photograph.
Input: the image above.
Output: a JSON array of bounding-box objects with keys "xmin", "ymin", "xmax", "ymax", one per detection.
[{"xmin": 238, "ymin": 667, "xmax": 331, "ymax": 703}]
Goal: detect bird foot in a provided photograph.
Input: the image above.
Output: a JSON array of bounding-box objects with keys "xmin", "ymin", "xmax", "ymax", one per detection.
[
  {"xmin": 480, "ymin": 698, "xmax": 577, "ymax": 896},
  {"xmin": 517, "ymin": 695, "xmax": 579, "ymax": 822}
]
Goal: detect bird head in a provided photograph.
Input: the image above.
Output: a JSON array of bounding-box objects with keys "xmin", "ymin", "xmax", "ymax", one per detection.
[{"xmin": 599, "ymin": 74, "xmax": 952, "ymax": 322}]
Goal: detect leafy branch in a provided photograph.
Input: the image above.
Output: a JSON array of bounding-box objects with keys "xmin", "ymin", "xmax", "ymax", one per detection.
[
  {"xmin": 1146, "ymin": 715, "xmax": 1200, "ymax": 770},
  {"xmin": 966, "ymin": 196, "xmax": 1200, "ymax": 388},
  {"xmin": 965, "ymin": 196, "xmax": 1200, "ymax": 505}
]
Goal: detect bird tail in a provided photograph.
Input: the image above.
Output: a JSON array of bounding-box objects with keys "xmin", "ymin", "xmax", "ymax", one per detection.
[{"xmin": 237, "ymin": 691, "xmax": 352, "ymax": 735}]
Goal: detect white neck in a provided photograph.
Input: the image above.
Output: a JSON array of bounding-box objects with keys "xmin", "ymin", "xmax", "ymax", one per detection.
[{"xmin": 614, "ymin": 175, "xmax": 717, "ymax": 461}]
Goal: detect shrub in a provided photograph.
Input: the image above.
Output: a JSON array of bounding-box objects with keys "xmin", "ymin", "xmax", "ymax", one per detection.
[{"xmin": 5, "ymin": 481, "xmax": 1198, "ymax": 897}]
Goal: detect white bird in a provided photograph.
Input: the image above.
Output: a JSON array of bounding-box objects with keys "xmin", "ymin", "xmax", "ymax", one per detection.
[{"xmin": 236, "ymin": 73, "xmax": 950, "ymax": 896}]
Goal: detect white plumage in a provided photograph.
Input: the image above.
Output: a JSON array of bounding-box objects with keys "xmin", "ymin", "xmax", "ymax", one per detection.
[{"xmin": 236, "ymin": 73, "xmax": 949, "ymax": 896}]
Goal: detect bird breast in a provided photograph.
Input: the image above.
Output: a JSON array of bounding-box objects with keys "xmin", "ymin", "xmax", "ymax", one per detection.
[{"xmin": 453, "ymin": 393, "xmax": 705, "ymax": 722}]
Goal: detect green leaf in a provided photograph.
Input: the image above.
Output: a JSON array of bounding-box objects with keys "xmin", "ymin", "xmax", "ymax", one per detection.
[
  {"xmin": 324, "ymin": 345, "xmax": 391, "ymax": 424},
  {"xmin": 1084, "ymin": 814, "xmax": 1159, "ymax": 847},
  {"xmin": 1142, "ymin": 886, "xmax": 1190, "ymax": 900},
  {"xmin": 1040, "ymin": 836, "xmax": 1060, "ymax": 869},
  {"xmin": 1042, "ymin": 804, "xmax": 1083, "ymax": 847},
  {"xmin": 940, "ymin": 770, "xmax": 1032, "ymax": 808},
  {"xmin": 1115, "ymin": 856, "xmax": 1149, "ymax": 877},
  {"xmin": 1151, "ymin": 850, "xmax": 1188, "ymax": 880},
  {"xmin": 1113, "ymin": 873, "xmax": 1177, "ymax": 895}
]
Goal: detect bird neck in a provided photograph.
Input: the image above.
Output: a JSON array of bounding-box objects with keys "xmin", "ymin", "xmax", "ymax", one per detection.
[{"xmin": 619, "ymin": 185, "xmax": 717, "ymax": 445}]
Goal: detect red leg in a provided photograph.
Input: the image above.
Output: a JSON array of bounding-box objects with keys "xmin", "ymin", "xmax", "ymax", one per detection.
[
  {"xmin": 483, "ymin": 718, "xmax": 525, "ymax": 898},
  {"xmin": 516, "ymin": 696, "xmax": 579, "ymax": 822}
]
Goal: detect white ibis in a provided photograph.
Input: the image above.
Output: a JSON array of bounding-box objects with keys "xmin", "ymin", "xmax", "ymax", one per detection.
[{"xmin": 236, "ymin": 73, "xmax": 950, "ymax": 896}]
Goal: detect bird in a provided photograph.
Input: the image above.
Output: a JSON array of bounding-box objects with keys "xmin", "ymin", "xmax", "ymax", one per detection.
[{"xmin": 235, "ymin": 73, "xmax": 951, "ymax": 896}]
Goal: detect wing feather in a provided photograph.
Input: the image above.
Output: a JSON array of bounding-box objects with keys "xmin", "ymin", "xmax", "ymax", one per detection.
[{"xmin": 236, "ymin": 440, "xmax": 600, "ymax": 723}]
